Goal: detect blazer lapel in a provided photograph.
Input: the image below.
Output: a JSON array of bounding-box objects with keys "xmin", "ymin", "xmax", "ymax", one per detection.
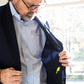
[{"xmin": 1, "ymin": 3, "xmax": 21, "ymax": 70}]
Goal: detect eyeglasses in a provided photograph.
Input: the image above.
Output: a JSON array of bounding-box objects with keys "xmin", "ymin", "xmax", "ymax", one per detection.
[{"xmin": 22, "ymin": 0, "xmax": 41, "ymax": 10}]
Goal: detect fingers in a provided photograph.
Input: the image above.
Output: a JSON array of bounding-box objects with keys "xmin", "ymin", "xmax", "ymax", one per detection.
[
  {"xmin": 11, "ymin": 70, "xmax": 22, "ymax": 76},
  {"xmin": 0, "ymin": 67, "xmax": 22, "ymax": 84},
  {"xmin": 12, "ymin": 80, "xmax": 22, "ymax": 84},
  {"xmin": 61, "ymin": 63, "xmax": 70, "ymax": 67},
  {"xmin": 59, "ymin": 55, "xmax": 71, "ymax": 60},
  {"xmin": 59, "ymin": 50, "xmax": 71, "ymax": 67},
  {"xmin": 12, "ymin": 75, "xmax": 22, "ymax": 81}
]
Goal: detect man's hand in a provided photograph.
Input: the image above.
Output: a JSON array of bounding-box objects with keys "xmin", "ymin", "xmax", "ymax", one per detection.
[
  {"xmin": 0, "ymin": 67, "xmax": 22, "ymax": 84},
  {"xmin": 59, "ymin": 51, "xmax": 71, "ymax": 67}
]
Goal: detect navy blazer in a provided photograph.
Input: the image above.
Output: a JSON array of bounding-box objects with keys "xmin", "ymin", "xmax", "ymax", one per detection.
[{"xmin": 0, "ymin": 3, "xmax": 66, "ymax": 84}]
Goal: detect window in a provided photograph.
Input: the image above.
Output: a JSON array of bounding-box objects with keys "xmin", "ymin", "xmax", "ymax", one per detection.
[
  {"xmin": 46, "ymin": 0, "xmax": 80, "ymax": 4},
  {"xmin": 39, "ymin": 0, "xmax": 84, "ymax": 84},
  {"xmin": 0, "ymin": 0, "xmax": 8, "ymax": 6}
]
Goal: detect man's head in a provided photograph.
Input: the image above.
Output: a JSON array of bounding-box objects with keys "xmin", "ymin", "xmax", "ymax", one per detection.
[{"xmin": 10, "ymin": 0, "xmax": 45, "ymax": 21}]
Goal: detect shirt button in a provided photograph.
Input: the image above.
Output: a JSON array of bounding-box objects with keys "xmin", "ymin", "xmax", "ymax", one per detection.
[
  {"xmin": 26, "ymin": 58, "xmax": 28, "ymax": 61},
  {"xmin": 24, "ymin": 47, "xmax": 26, "ymax": 50},
  {"xmin": 29, "ymin": 71, "xmax": 31, "ymax": 74}
]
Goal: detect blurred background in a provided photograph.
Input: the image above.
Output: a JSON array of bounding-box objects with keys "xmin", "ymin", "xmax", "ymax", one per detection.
[{"xmin": 0, "ymin": 0, "xmax": 84, "ymax": 84}]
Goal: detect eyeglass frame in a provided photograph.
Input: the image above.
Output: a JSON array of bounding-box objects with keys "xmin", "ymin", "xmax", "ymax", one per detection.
[{"xmin": 22, "ymin": 0, "xmax": 43, "ymax": 10}]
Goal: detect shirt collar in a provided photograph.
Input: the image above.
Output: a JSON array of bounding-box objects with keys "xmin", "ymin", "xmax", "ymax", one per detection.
[{"xmin": 9, "ymin": 1, "xmax": 21, "ymax": 21}]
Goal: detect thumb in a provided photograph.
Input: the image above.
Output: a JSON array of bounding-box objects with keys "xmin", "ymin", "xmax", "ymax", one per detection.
[{"xmin": 9, "ymin": 67, "xmax": 15, "ymax": 70}]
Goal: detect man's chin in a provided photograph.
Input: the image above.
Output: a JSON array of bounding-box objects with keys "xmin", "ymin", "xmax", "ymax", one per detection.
[{"xmin": 21, "ymin": 14, "xmax": 36, "ymax": 21}]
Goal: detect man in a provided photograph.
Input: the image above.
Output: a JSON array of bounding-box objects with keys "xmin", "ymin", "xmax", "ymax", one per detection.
[{"xmin": 0, "ymin": 0, "xmax": 71, "ymax": 84}]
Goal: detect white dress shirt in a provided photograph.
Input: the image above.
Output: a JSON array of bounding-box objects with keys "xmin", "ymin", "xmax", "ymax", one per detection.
[{"xmin": 9, "ymin": 2, "xmax": 47, "ymax": 84}]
